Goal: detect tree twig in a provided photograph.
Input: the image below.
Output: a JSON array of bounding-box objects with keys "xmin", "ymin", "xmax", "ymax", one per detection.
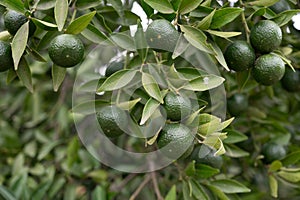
[
  {"xmin": 110, "ymin": 173, "xmax": 137, "ymax": 192},
  {"xmin": 151, "ymin": 171, "xmax": 164, "ymax": 200},
  {"xmin": 129, "ymin": 174, "xmax": 151, "ymax": 200}
]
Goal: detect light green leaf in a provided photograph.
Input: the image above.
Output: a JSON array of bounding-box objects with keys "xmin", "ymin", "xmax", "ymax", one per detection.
[
  {"xmin": 197, "ymin": 9, "xmax": 216, "ymax": 30},
  {"xmin": 272, "ymin": 10, "xmax": 300, "ymax": 27},
  {"xmin": 66, "ymin": 11, "xmax": 96, "ymax": 34},
  {"xmin": 142, "ymin": 73, "xmax": 164, "ymax": 103},
  {"xmin": 144, "ymin": 0, "xmax": 174, "ymax": 14},
  {"xmin": 269, "ymin": 175, "xmax": 278, "ymax": 198},
  {"xmin": 165, "ymin": 185, "xmax": 176, "ymax": 200},
  {"xmin": 135, "ymin": 21, "xmax": 148, "ymax": 62},
  {"xmin": 185, "ymin": 107, "xmax": 205, "ymax": 125},
  {"xmin": 220, "ymin": 117, "xmax": 234, "ymax": 130},
  {"xmin": 223, "ymin": 129, "xmax": 248, "ymax": 144},
  {"xmin": 92, "ymin": 186, "xmax": 106, "ymax": 200},
  {"xmin": 210, "ymin": 8, "xmax": 243, "ymax": 29},
  {"xmin": 48, "ymin": 178, "xmax": 66, "ymax": 199},
  {"xmin": 31, "ymin": 18, "xmax": 58, "ymax": 31},
  {"xmin": 117, "ymin": 98, "xmax": 141, "ymax": 110},
  {"xmin": 211, "ymin": 179, "xmax": 251, "ymax": 194},
  {"xmin": 190, "ymin": 179, "xmax": 209, "ymax": 200},
  {"xmin": 206, "ymin": 185, "xmax": 230, "ymax": 200},
  {"xmin": 211, "ymin": 42, "xmax": 230, "ymax": 71},
  {"xmin": 269, "ymin": 160, "xmax": 282, "ymax": 172},
  {"xmin": 111, "ymin": 32, "xmax": 136, "ymax": 51},
  {"xmin": 38, "ymin": 141, "xmax": 62, "ymax": 160},
  {"xmin": 52, "ymin": 65, "xmax": 66, "ymax": 92},
  {"xmin": 281, "ymin": 151, "xmax": 300, "ymax": 166},
  {"xmin": 183, "ymin": 74, "xmax": 225, "ymax": 91},
  {"xmin": 172, "ymin": 34, "xmax": 189, "ymax": 59},
  {"xmin": 81, "ymin": 24, "xmax": 107, "ymax": 44},
  {"xmin": 206, "ymin": 30, "xmax": 241, "ymax": 38},
  {"xmin": 0, "ymin": 185, "xmax": 17, "ymax": 200},
  {"xmin": 278, "ymin": 171, "xmax": 300, "ymax": 183},
  {"xmin": 179, "ymin": 0, "xmax": 203, "ymax": 15},
  {"xmin": 98, "ymin": 70, "xmax": 137, "ymax": 92},
  {"xmin": 147, "ymin": 127, "xmax": 161, "ymax": 145},
  {"xmin": 185, "ymin": 161, "xmax": 196, "ymax": 177},
  {"xmin": 55, "ymin": 0, "xmax": 68, "ymax": 31},
  {"xmin": 140, "ymin": 98, "xmax": 160, "ymax": 125},
  {"xmin": 0, "ymin": 0, "xmax": 24, "ymax": 13},
  {"xmin": 24, "ymin": 141, "xmax": 37, "ymax": 158},
  {"xmin": 225, "ymin": 144, "xmax": 249, "ymax": 158},
  {"xmin": 67, "ymin": 137, "xmax": 79, "ymax": 167},
  {"xmin": 0, "ymin": 30, "xmax": 11, "ymax": 41},
  {"xmin": 195, "ymin": 164, "xmax": 219, "ymax": 179},
  {"xmin": 16, "ymin": 58, "xmax": 33, "ymax": 93},
  {"xmin": 12, "ymin": 21, "xmax": 29, "ymax": 70},
  {"xmin": 249, "ymin": 0, "xmax": 280, "ymax": 6},
  {"xmin": 31, "ymin": 181, "xmax": 52, "ymax": 200},
  {"xmin": 180, "ymin": 25, "xmax": 214, "ymax": 54}
]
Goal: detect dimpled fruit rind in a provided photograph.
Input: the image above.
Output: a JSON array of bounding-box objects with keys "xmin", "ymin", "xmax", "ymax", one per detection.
[
  {"xmin": 0, "ymin": 41, "xmax": 13, "ymax": 72},
  {"xmin": 164, "ymin": 92, "xmax": 192, "ymax": 121}
]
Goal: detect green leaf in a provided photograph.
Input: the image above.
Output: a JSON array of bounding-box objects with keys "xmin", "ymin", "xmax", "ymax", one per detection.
[
  {"xmin": 210, "ymin": 8, "xmax": 243, "ymax": 29},
  {"xmin": 12, "ymin": 21, "xmax": 29, "ymax": 70},
  {"xmin": 180, "ymin": 25, "xmax": 214, "ymax": 54},
  {"xmin": 206, "ymin": 185, "xmax": 230, "ymax": 200},
  {"xmin": 206, "ymin": 30, "xmax": 241, "ymax": 38},
  {"xmin": 281, "ymin": 151, "xmax": 300, "ymax": 166},
  {"xmin": 225, "ymin": 144, "xmax": 249, "ymax": 158},
  {"xmin": 55, "ymin": 0, "xmax": 68, "ymax": 31},
  {"xmin": 92, "ymin": 186, "xmax": 106, "ymax": 200},
  {"xmin": 88, "ymin": 170, "xmax": 108, "ymax": 183},
  {"xmin": 117, "ymin": 98, "xmax": 141, "ymax": 110},
  {"xmin": 185, "ymin": 107, "xmax": 205, "ymax": 125},
  {"xmin": 211, "ymin": 42, "xmax": 230, "ymax": 71},
  {"xmin": 165, "ymin": 185, "xmax": 176, "ymax": 200},
  {"xmin": 144, "ymin": 0, "xmax": 174, "ymax": 14},
  {"xmin": 269, "ymin": 160, "xmax": 282, "ymax": 172},
  {"xmin": 31, "ymin": 181, "xmax": 52, "ymax": 200},
  {"xmin": 6, "ymin": 68, "xmax": 17, "ymax": 84},
  {"xmin": 178, "ymin": 0, "xmax": 203, "ymax": 15},
  {"xmin": 98, "ymin": 70, "xmax": 137, "ymax": 92},
  {"xmin": 269, "ymin": 175, "xmax": 278, "ymax": 198},
  {"xmin": 107, "ymin": 0, "xmax": 123, "ymax": 13},
  {"xmin": 140, "ymin": 98, "xmax": 160, "ymax": 125},
  {"xmin": 38, "ymin": 140, "xmax": 62, "ymax": 160},
  {"xmin": 63, "ymin": 184, "xmax": 76, "ymax": 200},
  {"xmin": 48, "ymin": 178, "xmax": 66, "ymax": 199},
  {"xmin": 272, "ymin": 10, "xmax": 300, "ymax": 27},
  {"xmin": 195, "ymin": 164, "xmax": 219, "ymax": 179},
  {"xmin": 0, "ymin": 185, "xmax": 16, "ymax": 200},
  {"xmin": 31, "ymin": 18, "xmax": 58, "ymax": 31},
  {"xmin": 172, "ymin": 34, "xmax": 189, "ymax": 59},
  {"xmin": 183, "ymin": 74, "xmax": 225, "ymax": 91},
  {"xmin": 24, "ymin": 141, "xmax": 37, "ymax": 158},
  {"xmin": 110, "ymin": 32, "xmax": 136, "ymax": 51},
  {"xmin": 81, "ymin": 24, "xmax": 107, "ymax": 44},
  {"xmin": 76, "ymin": 0, "xmax": 102, "ymax": 10},
  {"xmin": 135, "ymin": 21, "xmax": 148, "ymax": 62},
  {"xmin": 66, "ymin": 11, "xmax": 96, "ymax": 35},
  {"xmin": 26, "ymin": 46, "xmax": 47, "ymax": 62},
  {"xmin": 0, "ymin": 0, "xmax": 25, "ymax": 13},
  {"xmin": 223, "ymin": 129, "xmax": 248, "ymax": 144},
  {"xmin": 278, "ymin": 171, "xmax": 300, "ymax": 183},
  {"xmin": 142, "ymin": 73, "xmax": 163, "ymax": 103},
  {"xmin": 182, "ymin": 181, "xmax": 193, "ymax": 200},
  {"xmin": 190, "ymin": 179, "xmax": 209, "ymax": 200},
  {"xmin": 16, "ymin": 58, "xmax": 33, "ymax": 93},
  {"xmin": 249, "ymin": 0, "xmax": 280, "ymax": 6},
  {"xmin": 72, "ymin": 100, "xmax": 108, "ymax": 115},
  {"xmin": 67, "ymin": 137, "xmax": 79, "ymax": 168},
  {"xmin": 211, "ymin": 179, "xmax": 251, "ymax": 194},
  {"xmin": 197, "ymin": 9, "xmax": 216, "ymax": 30},
  {"xmin": 52, "ymin": 65, "xmax": 66, "ymax": 92},
  {"xmin": 185, "ymin": 161, "xmax": 196, "ymax": 176}
]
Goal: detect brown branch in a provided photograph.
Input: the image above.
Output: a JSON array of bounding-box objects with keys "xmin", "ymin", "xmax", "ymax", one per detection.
[
  {"xmin": 151, "ymin": 171, "xmax": 164, "ymax": 200},
  {"xmin": 129, "ymin": 175, "xmax": 151, "ymax": 200},
  {"xmin": 110, "ymin": 173, "xmax": 137, "ymax": 192}
]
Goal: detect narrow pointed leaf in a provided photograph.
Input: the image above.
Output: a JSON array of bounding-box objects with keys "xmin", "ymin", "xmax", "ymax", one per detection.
[
  {"xmin": 144, "ymin": 0, "xmax": 174, "ymax": 14},
  {"xmin": 111, "ymin": 32, "xmax": 136, "ymax": 51},
  {"xmin": 55, "ymin": 0, "xmax": 69, "ymax": 31},
  {"xmin": 197, "ymin": 9, "xmax": 215, "ymax": 30},
  {"xmin": 179, "ymin": 0, "xmax": 203, "ymax": 15},
  {"xmin": 117, "ymin": 98, "xmax": 141, "ymax": 110},
  {"xmin": 0, "ymin": 0, "xmax": 25, "ymax": 13},
  {"xmin": 81, "ymin": 24, "xmax": 107, "ymax": 44},
  {"xmin": 210, "ymin": 8, "xmax": 243, "ymax": 29},
  {"xmin": 52, "ymin": 65, "xmax": 67, "ymax": 92},
  {"xmin": 12, "ymin": 22, "xmax": 29, "ymax": 70},
  {"xmin": 142, "ymin": 73, "xmax": 163, "ymax": 103},
  {"xmin": 16, "ymin": 58, "xmax": 33, "ymax": 93},
  {"xmin": 31, "ymin": 18, "xmax": 58, "ymax": 31},
  {"xmin": 165, "ymin": 185, "xmax": 176, "ymax": 200},
  {"xmin": 269, "ymin": 175, "xmax": 278, "ymax": 198},
  {"xmin": 211, "ymin": 42, "xmax": 229, "ymax": 71},
  {"xmin": 0, "ymin": 185, "xmax": 17, "ymax": 200},
  {"xmin": 272, "ymin": 10, "xmax": 300, "ymax": 27},
  {"xmin": 66, "ymin": 11, "xmax": 96, "ymax": 34},
  {"xmin": 98, "ymin": 70, "xmax": 137, "ymax": 92},
  {"xmin": 183, "ymin": 74, "xmax": 225, "ymax": 91},
  {"xmin": 249, "ymin": 0, "xmax": 280, "ymax": 6},
  {"xmin": 206, "ymin": 30, "xmax": 241, "ymax": 38},
  {"xmin": 211, "ymin": 179, "xmax": 251, "ymax": 193},
  {"xmin": 140, "ymin": 98, "xmax": 160, "ymax": 125}
]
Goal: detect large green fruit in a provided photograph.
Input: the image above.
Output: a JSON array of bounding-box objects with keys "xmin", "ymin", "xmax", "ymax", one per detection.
[
  {"xmin": 281, "ymin": 67, "xmax": 300, "ymax": 92},
  {"xmin": 262, "ymin": 142, "xmax": 286, "ymax": 164},
  {"xmin": 0, "ymin": 41, "xmax": 13, "ymax": 72}
]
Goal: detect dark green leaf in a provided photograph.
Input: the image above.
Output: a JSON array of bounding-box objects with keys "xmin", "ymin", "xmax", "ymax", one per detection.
[
  {"xmin": 52, "ymin": 65, "xmax": 66, "ymax": 92},
  {"xmin": 111, "ymin": 32, "xmax": 136, "ymax": 51},
  {"xmin": 211, "ymin": 179, "xmax": 251, "ymax": 194},
  {"xmin": 81, "ymin": 24, "xmax": 107, "ymax": 44},
  {"xmin": 165, "ymin": 185, "xmax": 176, "ymax": 200},
  {"xmin": 197, "ymin": 8, "xmax": 215, "ymax": 29},
  {"xmin": 67, "ymin": 137, "xmax": 79, "ymax": 168},
  {"xmin": 98, "ymin": 70, "xmax": 138, "ymax": 92},
  {"xmin": 76, "ymin": 0, "xmax": 102, "ymax": 10},
  {"xmin": 223, "ymin": 129, "xmax": 248, "ymax": 144},
  {"xmin": 31, "ymin": 181, "xmax": 52, "ymax": 200},
  {"xmin": 178, "ymin": 0, "xmax": 203, "ymax": 15},
  {"xmin": 6, "ymin": 69, "xmax": 17, "ymax": 84},
  {"xmin": 135, "ymin": 21, "xmax": 148, "ymax": 62},
  {"xmin": 31, "ymin": 18, "xmax": 58, "ymax": 31},
  {"xmin": 72, "ymin": 100, "xmax": 109, "ymax": 115},
  {"xmin": 281, "ymin": 151, "xmax": 300, "ymax": 166},
  {"xmin": 272, "ymin": 10, "xmax": 300, "ymax": 27},
  {"xmin": 55, "ymin": 0, "xmax": 68, "ymax": 31},
  {"xmin": 48, "ymin": 178, "xmax": 66, "ymax": 199},
  {"xmin": 16, "ymin": 58, "xmax": 33, "ymax": 93},
  {"xmin": 140, "ymin": 98, "xmax": 160, "ymax": 125},
  {"xmin": 225, "ymin": 144, "xmax": 249, "ymax": 158},
  {"xmin": 142, "ymin": 72, "xmax": 163, "ymax": 103},
  {"xmin": 190, "ymin": 179, "xmax": 209, "ymax": 200},
  {"xmin": 99, "ymin": 8, "xmax": 140, "ymax": 26},
  {"xmin": 0, "ymin": 185, "xmax": 17, "ymax": 200},
  {"xmin": 66, "ymin": 11, "xmax": 96, "ymax": 35},
  {"xmin": 0, "ymin": 0, "xmax": 25, "ymax": 13},
  {"xmin": 185, "ymin": 161, "xmax": 196, "ymax": 176},
  {"xmin": 206, "ymin": 185, "xmax": 230, "ymax": 200},
  {"xmin": 26, "ymin": 47, "xmax": 47, "ymax": 62},
  {"xmin": 195, "ymin": 164, "xmax": 220, "ymax": 178},
  {"xmin": 107, "ymin": 0, "xmax": 123, "ymax": 13},
  {"xmin": 12, "ymin": 22, "xmax": 29, "ymax": 70},
  {"xmin": 210, "ymin": 8, "xmax": 243, "ymax": 29},
  {"xmin": 38, "ymin": 140, "xmax": 62, "ymax": 160},
  {"xmin": 92, "ymin": 186, "xmax": 106, "ymax": 200},
  {"xmin": 144, "ymin": 0, "xmax": 174, "ymax": 14}
]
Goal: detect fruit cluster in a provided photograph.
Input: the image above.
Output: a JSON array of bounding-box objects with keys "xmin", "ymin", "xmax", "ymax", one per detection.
[{"xmin": 0, "ymin": 9, "xmax": 84, "ymax": 73}]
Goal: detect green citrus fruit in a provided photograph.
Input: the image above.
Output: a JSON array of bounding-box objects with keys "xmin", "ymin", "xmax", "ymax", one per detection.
[
  {"xmin": 48, "ymin": 34, "xmax": 84, "ymax": 68},
  {"xmin": 270, "ymin": 0, "xmax": 290, "ymax": 13},
  {"xmin": 250, "ymin": 20, "xmax": 282, "ymax": 53},
  {"xmin": 191, "ymin": 145, "xmax": 223, "ymax": 169},
  {"xmin": 252, "ymin": 54, "xmax": 285, "ymax": 86},
  {"xmin": 281, "ymin": 67, "xmax": 300, "ymax": 92},
  {"xmin": 145, "ymin": 19, "xmax": 179, "ymax": 52},
  {"xmin": 164, "ymin": 92, "xmax": 192, "ymax": 121},
  {"xmin": 4, "ymin": 10, "xmax": 36, "ymax": 36},
  {"xmin": 227, "ymin": 93, "xmax": 248, "ymax": 116},
  {"xmin": 262, "ymin": 142, "xmax": 286, "ymax": 164},
  {"xmin": 96, "ymin": 105, "xmax": 128, "ymax": 138},
  {"xmin": 105, "ymin": 61, "xmax": 124, "ymax": 77},
  {"xmin": 157, "ymin": 123, "xmax": 194, "ymax": 159},
  {"xmin": 224, "ymin": 40, "xmax": 256, "ymax": 71},
  {"xmin": 0, "ymin": 41, "xmax": 13, "ymax": 72}
]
